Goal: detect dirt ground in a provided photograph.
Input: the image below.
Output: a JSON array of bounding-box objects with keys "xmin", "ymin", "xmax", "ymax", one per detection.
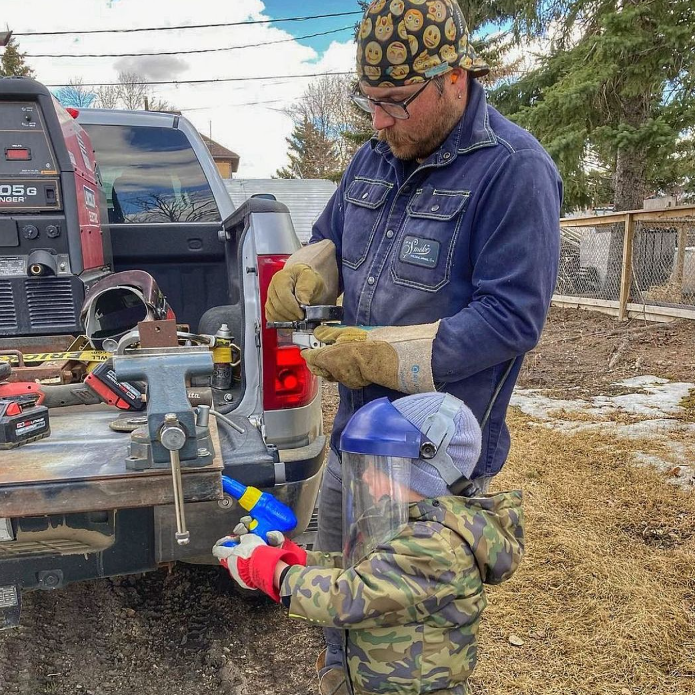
[
  {"xmin": 1, "ymin": 307, "xmax": 693, "ymax": 695},
  {"xmin": 518, "ymin": 307, "xmax": 695, "ymax": 396}
]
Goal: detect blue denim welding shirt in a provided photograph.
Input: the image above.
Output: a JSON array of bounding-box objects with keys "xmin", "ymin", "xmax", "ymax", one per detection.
[{"xmin": 310, "ymin": 79, "xmax": 562, "ymax": 478}]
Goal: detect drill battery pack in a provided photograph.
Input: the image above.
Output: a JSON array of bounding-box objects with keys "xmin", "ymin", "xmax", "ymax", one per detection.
[
  {"xmin": 0, "ymin": 397, "xmax": 50, "ymax": 449},
  {"xmin": 84, "ymin": 361, "xmax": 144, "ymax": 411}
]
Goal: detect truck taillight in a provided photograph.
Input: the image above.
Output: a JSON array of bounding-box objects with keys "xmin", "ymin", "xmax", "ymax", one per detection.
[{"xmin": 258, "ymin": 255, "xmax": 318, "ymax": 410}]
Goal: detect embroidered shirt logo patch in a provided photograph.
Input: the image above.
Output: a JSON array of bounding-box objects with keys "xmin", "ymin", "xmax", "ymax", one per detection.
[{"xmin": 399, "ymin": 236, "xmax": 440, "ymax": 269}]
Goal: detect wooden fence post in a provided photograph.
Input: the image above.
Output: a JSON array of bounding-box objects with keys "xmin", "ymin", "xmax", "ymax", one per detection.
[{"xmin": 618, "ymin": 213, "xmax": 635, "ymax": 321}]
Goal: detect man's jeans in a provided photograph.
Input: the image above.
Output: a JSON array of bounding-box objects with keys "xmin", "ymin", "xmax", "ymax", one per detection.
[{"xmin": 315, "ymin": 450, "xmax": 493, "ymax": 671}]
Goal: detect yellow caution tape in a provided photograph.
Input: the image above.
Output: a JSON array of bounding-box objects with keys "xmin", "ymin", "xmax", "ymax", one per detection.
[{"xmin": 0, "ymin": 350, "xmax": 110, "ymax": 365}]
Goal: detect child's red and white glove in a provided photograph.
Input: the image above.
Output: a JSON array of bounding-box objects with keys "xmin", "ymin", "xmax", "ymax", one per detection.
[
  {"xmin": 231, "ymin": 516, "xmax": 308, "ymax": 565},
  {"xmin": 212, "ymin": 530, "xmax": 306, "ymax": 602}
]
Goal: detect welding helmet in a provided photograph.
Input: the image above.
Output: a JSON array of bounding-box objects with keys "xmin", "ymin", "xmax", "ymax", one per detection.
[
  {"xmin": 340, "ymin": 393, "xmax": 482, "ymax": 567},
  {"xmin": 81, "ymin": 270, "xmax": 174, "ymax": 349},
  {"xmin": 356, "ymin": 0, "xmax": 489, "ymax": 88}
]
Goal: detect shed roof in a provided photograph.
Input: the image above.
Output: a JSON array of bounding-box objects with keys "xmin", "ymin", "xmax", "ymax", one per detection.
[{"xmin": 224, "ymin": 178, "xmax": 337, "ymax": 244}]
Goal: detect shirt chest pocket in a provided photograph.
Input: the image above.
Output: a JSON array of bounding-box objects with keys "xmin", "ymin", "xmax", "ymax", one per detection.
[
  {"xmin": 390, "ymin": 186, "xmax": 470, "ymax": 292},
  {"xmin": 342, "ymin": 178, "xmax": 393, "ymax": 269}
]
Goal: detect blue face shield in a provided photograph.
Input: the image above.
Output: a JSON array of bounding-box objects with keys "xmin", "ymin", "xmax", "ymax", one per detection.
[{"xmin": 339, "ymin": 395, "xmax": 469, "ymax": 567}]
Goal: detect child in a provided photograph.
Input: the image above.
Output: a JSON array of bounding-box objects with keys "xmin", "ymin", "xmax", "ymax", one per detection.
[{"xmin": 214, "ymin": 393, "xmax": 524, "ymax": 695}]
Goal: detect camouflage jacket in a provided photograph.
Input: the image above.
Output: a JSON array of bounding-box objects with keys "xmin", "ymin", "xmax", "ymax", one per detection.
[{"xmin": 281, "ymin": 491, "xmax": 524, "ymax": 695}]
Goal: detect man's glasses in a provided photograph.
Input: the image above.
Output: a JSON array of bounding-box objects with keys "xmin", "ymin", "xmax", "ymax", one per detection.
[{"xmin": 350, "ymin": 79, "xmax": 433, "ymax": 120}]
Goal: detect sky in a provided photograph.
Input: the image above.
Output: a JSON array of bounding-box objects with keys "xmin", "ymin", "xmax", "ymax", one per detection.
[{"xmin": 1, "ymin": 0, "xmax": 361, "ymax": 177}]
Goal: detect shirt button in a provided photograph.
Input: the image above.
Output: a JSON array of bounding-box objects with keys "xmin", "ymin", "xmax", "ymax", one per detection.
[
  {"xmin": 367, "ymin": 276, "xmax": 375, "ymax": 285},
  {"xmin": 386, "ymin": 229, "xmax": 394, "ymax": 238},
  {"xmin": 361, "ymin": 193, "xmax": 369, "ymax": 199},
  {"xmin": 431, "ymin": 204, "xmax": 440, "ymax": 212},
  {"xmin": 443, "ymin": 152, "xmax": 451, "ymax": 160}
]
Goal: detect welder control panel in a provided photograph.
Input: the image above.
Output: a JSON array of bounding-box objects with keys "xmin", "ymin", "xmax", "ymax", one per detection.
[{"xmin": 0, "ymin": 102, "xmax": 61, "ymax": 212}]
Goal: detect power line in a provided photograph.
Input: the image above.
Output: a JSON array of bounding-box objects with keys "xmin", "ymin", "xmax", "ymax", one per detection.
[
  {"xmin": 178, "ymin": 99, "xmax": 288, "ymax": 111},
  {"xmin": 13, "ymin": 11, "xmax": 363, "ymax": 37},
  {"xmin": 26, "ymin": 26, "xmax": 353, "ymax": 59},
  {"xmin": 45, "ymin": 71, "xmax": 355, "ymax": 88}
]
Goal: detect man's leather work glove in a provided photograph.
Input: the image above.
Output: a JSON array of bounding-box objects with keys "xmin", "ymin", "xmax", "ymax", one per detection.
[
  {"xmin": 264, "ymin": 239, "xmax": 339, "ymax": 323},
  {"xmin": 265, "ymin": 264, "xmax": 325, "ymax": 322},
  {"xmin": 302, "ymin": 322, "xmax": 440, "ymax": 394}
]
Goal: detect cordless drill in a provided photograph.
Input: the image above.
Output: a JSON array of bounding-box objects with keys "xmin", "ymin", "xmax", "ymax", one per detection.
[{"xmin": 221, "ymin": 476, "xmax": 297, "ymax": 544}]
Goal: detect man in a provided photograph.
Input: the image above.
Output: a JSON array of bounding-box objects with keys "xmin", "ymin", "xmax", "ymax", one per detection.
[{"xmin": 265, "ymin": 0, "xmax": 562, "ymax": 691}]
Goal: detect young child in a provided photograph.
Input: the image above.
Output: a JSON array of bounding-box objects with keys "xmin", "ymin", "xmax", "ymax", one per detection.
[{"xmin": 214, "ymin": 393, "xmax": 524, "ymax": 695}]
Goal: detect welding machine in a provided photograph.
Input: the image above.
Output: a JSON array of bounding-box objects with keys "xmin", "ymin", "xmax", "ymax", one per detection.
[{"xmin": 0, "ymin": 77, "xmax": 112, "ymax": 337}]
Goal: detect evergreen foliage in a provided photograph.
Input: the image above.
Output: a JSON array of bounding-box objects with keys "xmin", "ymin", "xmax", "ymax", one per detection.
[
  {"xmin": 276, "ymin": 118, "xmax": 341, "ymax": 181},
  {"xmin": 0, "ymin": 36, "xmax": 34, "ymax": 78},
  {"xmin": 488, "ymin": 0, "xmax": 695, "ymax": 211}
]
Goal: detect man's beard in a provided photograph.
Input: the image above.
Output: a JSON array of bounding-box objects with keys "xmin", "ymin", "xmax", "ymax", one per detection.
[{"xmin": 378, "ymin": 100, "xmax": 461, "ymax": 161}]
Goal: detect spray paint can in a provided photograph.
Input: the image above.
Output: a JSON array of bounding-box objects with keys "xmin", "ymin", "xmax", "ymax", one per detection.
[{"xmin": 212, "ymin": 324, "xmax": 233, "ymax": 391}]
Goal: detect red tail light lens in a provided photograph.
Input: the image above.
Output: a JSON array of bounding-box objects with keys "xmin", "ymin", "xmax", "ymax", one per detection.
[{"xmin": 258, "ymin": 254, "xmax": 318, "ymax": 410}]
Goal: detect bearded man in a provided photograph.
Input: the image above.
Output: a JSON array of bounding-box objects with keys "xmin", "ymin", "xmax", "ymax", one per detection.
[{"xmin": 264, "ymin": 1, "xmax": 562, "ymax": 691}]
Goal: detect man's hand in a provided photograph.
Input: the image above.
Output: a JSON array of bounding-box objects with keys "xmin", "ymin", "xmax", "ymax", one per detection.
[
  {"xmin": 313, "ymin": 325, "xmax": 370, "ymax": 344},
  {"xmin": 303, "ymin": 322, "xmax": 441, "ymax": 394},
  {"xmin": 265, "ymin": 263, "xmax": 326, "ymax": 323},
  {"xmin": 303, "ymin": 341, "xmax": 399, "ymax": 389}
]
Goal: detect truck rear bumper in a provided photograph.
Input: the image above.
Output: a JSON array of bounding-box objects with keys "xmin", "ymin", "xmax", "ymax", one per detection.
[
  {"xmin": 0, "ymin": 407, "xmax": 224, "ymax": 518},
  {"xmin": 0, "ymin": 435, "xmax": 326, "ymax": 602}
]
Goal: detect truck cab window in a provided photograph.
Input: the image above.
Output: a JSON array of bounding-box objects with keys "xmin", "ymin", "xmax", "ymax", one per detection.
[{"xmin": 83, "ymin": 125, "xmax": 220, "ymax": 224}]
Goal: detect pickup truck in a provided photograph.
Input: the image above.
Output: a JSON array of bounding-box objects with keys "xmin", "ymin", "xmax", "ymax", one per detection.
[{"xmin": 0, "ymin": 78, "xmax": 325, "ymax": 627}]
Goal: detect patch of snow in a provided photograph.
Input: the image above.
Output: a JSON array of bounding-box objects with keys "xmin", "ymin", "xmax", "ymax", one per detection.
[{"xmin": 511, "ymin": 375, "xmax": 695, "ymax": 491}]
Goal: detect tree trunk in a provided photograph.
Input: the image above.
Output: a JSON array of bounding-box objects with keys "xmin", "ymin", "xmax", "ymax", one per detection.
[
  {"xmin": 613, "ymin": 145, "xmax": 648, "ymax": 211},
  {"xmin": 612, "ymin": 95, "xmax": 650, "ymax": 211}
]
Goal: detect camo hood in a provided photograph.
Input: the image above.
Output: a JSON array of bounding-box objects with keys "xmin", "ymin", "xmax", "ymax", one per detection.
[{"xmin": 416, "ymin": 489, "xmax": 525, "ymax": 585}]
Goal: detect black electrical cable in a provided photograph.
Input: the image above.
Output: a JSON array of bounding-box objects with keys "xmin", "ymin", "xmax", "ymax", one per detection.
[
  {"xmin": 45, "ymin": 71, "xmax": 354, "ymax": 88},
  {"xmin": 26, "ymin": 25, "xmax": 354, "ymax": 59},
  {"xmin": 13, "ymin": 11, "xmax": 362, "ymax": 37}
]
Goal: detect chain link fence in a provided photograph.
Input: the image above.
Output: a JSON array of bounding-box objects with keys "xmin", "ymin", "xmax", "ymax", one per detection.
[
  {"xmin": 556, "ymin": 206, "xmax": 695, "ymax": 318},
  {"xmin": 630, "ymin": 219, "xmax": 695, "ymax": 307},
  {"xmin": 558, "ymin": 221, "xmax": 624, "ymax": 300}
]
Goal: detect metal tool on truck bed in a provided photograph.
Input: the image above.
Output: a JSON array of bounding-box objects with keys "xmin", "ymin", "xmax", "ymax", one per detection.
[
  {"xmin": 113, "ymin": 323, "xmax": 220, "ymax": 546},
  {"xmin": 266, "ymin": 304, "xmax": 343, "ymax": 349}
]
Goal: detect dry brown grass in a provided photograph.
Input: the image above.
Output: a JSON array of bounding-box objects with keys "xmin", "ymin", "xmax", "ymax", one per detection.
[
  {"xmin": 470, "ymin": 409, "xmax": 695, "ymax": 695},
  {"xmin": 680, "ymin": 390, "xmax": 695, "ymax": 422}
]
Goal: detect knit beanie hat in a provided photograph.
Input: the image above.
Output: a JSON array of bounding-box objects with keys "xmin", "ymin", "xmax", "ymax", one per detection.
[{"xmin": 392, "ymin": 392, "xmax": 481, "ymax": 498}]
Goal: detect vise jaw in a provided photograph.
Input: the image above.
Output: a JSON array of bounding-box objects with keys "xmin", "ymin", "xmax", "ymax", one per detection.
[{"xmin": 113, "ymin": 347, "xmax": 213, "ymax": 467}]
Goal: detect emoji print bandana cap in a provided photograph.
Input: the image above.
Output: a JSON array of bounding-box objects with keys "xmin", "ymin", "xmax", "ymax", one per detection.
[{"xmin": 357, "ymin": 0, "xmax": 490, "ymax": 87}]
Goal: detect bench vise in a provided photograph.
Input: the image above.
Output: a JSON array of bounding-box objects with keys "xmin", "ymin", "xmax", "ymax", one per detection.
[{"xmin": 113, "ymin": 346, "xmax": 216, "ymax": 546}]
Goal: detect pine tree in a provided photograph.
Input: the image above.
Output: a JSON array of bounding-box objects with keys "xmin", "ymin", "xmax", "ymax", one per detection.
[
  {"xmin": 0, "ymin": 37, "xmax": 34, "ymax": 78},
  {"xmin": 488, "ymin": 0, "xmax": 695, "ymax": 211},
  {"xmin": 276, "ymin": 118, "xmax": 340, "ymax": 180}
]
